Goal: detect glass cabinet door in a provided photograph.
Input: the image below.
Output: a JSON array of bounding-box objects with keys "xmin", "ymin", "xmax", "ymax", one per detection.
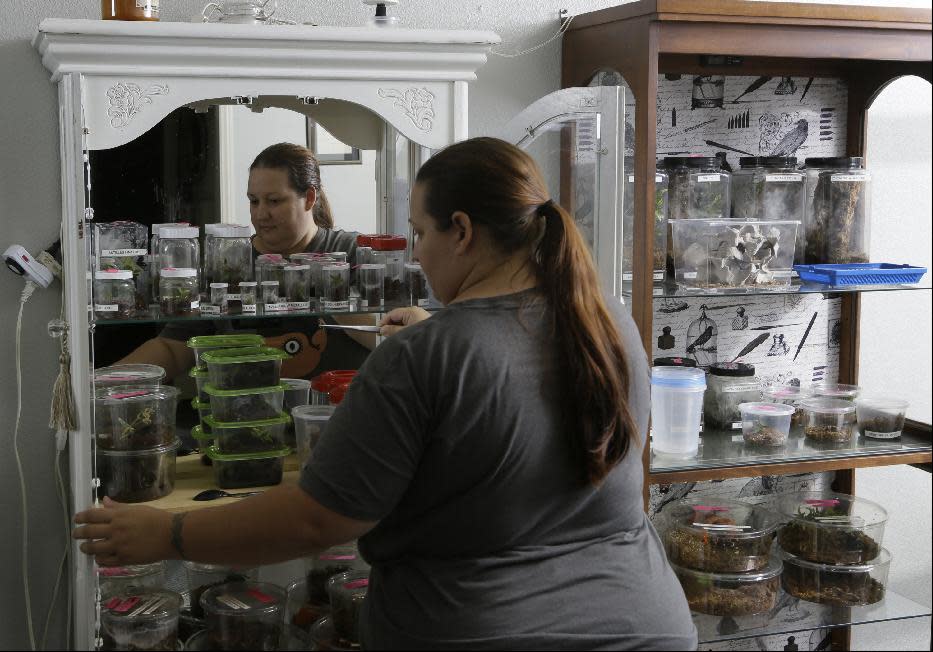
[{"xmin": 497, "ymin": 85, "xmax": 628, "ymax": 299}]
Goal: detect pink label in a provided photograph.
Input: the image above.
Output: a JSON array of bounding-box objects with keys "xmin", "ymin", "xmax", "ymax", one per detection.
[
  {"xmin": 247, "ymin": 589, "xmax": 274, "ymax": 604},
  {"xmin": 320, "ymin": 555, "xmax": 357, "ymax": 561},
  {"xmin": 344, "ymin": 579, "xmax": 369, "ymax": 590},
  {"xmin": 805, "ymin": 499, "xmax": 840, "ymax": 507},
  {"xmin": 109, "ymin": 597, "xmax": 141, "ymax": 613},
  {"xmin": 98, "ymin": 567, "xmax": 130, "ymax": 577},
  {"xmin": 110, "ymin": 390, "xmax": 149, "ymax": 400},
  {"xmin": 693, "ymin": 505, "xmax": 730, "ymax": 512}
]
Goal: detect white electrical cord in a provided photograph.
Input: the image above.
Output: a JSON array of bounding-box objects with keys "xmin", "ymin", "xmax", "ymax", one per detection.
[
  {"xmin": 15, "ymin": 279, "xmax": 39, "ymax": 651},
  {"xmin": 490, "ymin": 13, "xmax": 575, "ymax": 59},
  {"xmin": 41, "ymin": 440, "xmax": 70, "ymax": 651}
]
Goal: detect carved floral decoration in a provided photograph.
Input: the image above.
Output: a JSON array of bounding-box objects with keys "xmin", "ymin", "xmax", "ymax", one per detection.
[
  {"xmin": 107, "ymin": 82, "xmax": 170, "ymax": 129},
  {"xmin": 378, "ymin": 87, "xmax": 436, "ymax": 131}
]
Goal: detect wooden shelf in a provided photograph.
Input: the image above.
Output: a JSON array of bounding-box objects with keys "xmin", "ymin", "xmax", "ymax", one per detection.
[{"xmin": 149, "ymin": 452, "xmax": 303, "ymax": 514}]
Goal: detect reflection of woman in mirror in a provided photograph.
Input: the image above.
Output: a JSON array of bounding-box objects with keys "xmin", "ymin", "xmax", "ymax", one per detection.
[{"xmin": 115, "ymin": 142, "xmax": 373, "ymax": 380}]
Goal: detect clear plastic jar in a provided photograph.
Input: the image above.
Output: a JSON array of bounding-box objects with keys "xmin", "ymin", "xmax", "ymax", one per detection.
[
  {"xmin": 326, "ymin": 570, "xmax": 369, "ymax": 644},
  {"xmin": 308, "ymin": 256, "xmax": 337, "ymax": 302},
  {"xmin": 100, "ymin": 590, "xmax": 180, "ymax": 651},
  {"xmin": 732, "ymin": 157, "xmax": 805, "ymax": 264},
  {"xmin": 622, "ymin": 159, "xmax": 669, "ymax": 281},
  {"xmin": 305, "ymin": 544, "xmax": 369, "ymax": 604},
  {"xmin": 203, "ymin": 0, "xmax": 276, "ymax": 24},
  {"xmin": 761, "ymin": 384, "xmax": 813, "ymax": 427},
  {"xmin": 102, "ymin": 0, "xmax": 160, "ymax": 21},
  {"xmin": 800, "ymin": 397, "xmax": 857, "ymax": 444},
  {"xmin": 239, "ymin": 281, "xmax": 258, "ymax": 314},
  {"xmin": 159, "ymin": 268, "xmax": 199, "ymax": 316},
  {"xmin": 284, "ymin": 264, "xmax": 312, "ymax": 309},
  {"xmin": 321, "ymin": 263, "xmax": 350, "ymax": 311},
  {"xmin": 208, "ymin": 282, "xmax": 229, "ymax": 315},
  {"xmin": 804, "ymin": 157, "xmax": 871, "ymax": 264},
  {"xmin": 208, "ymin": 225, "xmax": 253, "ymax": 294},
  {"xmin": 672, "ymin": 556, "xmax": 781, "ymax": 617},
  {"xmin": 261, "ymin": 280, "xmax": 282, "ymax": 312},
  {"xmin": 158, "ymin": 226, "xmax": 201, "ymax": 273},
  {"xmin": 151, "ymin": 222, "xmax": 187, "ymax": 301},
  {"xmin": 355, "ymin": 234, "xmax": 376, "ymax": 267},
  {"xmin": 371, "ymin": 235, "xmax": 407, "ymax": 306},
  {"xmin": 201, "ymin": 581, "xmax": 285, "ymax": 651},
  {"xmin": 703, "ymin": 362, "xmax": 760, "ymax": 430},
  {"xmin": 782, "ymin": 548, "xmax": 889, "ymax": 606},
  {"xmin": 98, "ymin": 563, "xmax": 165, "ymax": 601},
  {"xmin": 856, "ymin": 396, "xmax": 909, "ymax": 440},
  {"xmin": 184, "ymin": 562, "xmax": 258, "ymax": 619},
  {"xmin": 358, "ymin": 263, "xmax": 386, "ymax": 309},
  {"xmin": 94, "ymin": 269, "xmax": 136, "ymax": 320},
  {"xmin": 405, "ymin": 262, "xmax": 429, "ymax": 307},
  {"xmin": 664, "ymin": 157, "xmax": 730, "ymax": 221}
]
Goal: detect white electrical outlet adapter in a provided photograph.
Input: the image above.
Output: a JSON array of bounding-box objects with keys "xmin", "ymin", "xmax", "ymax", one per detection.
[{"xmin": 4, "ymin": 245, "xmax": 54, "ymax": 288}]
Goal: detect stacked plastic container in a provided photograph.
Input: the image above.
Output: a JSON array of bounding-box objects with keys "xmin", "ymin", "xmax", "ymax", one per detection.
[
  {"xmin": 775, "ymin": 491, "xmax": 890, "ymax": 606},
  {"xmin": 199, "ymin": 345, "xmax": 292, "ymax": 488},
  {"xmin": 660, "ymin": 499, "xmax": 783, "ymax": 618}
]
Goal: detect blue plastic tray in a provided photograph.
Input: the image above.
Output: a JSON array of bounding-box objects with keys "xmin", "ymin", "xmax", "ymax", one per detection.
[{"xmin": 793, "ymin": 263, "xmax": 928, "ymax": 286}]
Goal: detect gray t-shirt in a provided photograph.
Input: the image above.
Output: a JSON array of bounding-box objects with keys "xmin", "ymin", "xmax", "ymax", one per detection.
[{"xmin": 301, "ymin": 289, "xmax": 697, "ymax": 650}]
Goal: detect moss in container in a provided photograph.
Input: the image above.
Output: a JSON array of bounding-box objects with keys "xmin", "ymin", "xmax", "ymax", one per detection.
[
  {"xmin": 201, "ymin": 581, "xmax": 285, "ymax": 652},
  {"xmin": 207, "ymin": 447, "xmax": 288, "ymax": 489},
  {"xmin": 97, "ymin": 441, "xmax": 179, "ymax": 503},
  {"xmin": 776, "ymin": 492, "xmax": 885, "ymax": 565},
  {"xmin": 160, "ymin": 286, "xmax": 197, "ymax": 317},
  {"xmin": 202, "ymin": 347, "xmax": 288, "ymax": 391},
  {"xmin": 207, "ymin": 416, "xmax": 289, "ymax": 455},
  {"xmin": 326, "ymin": 571, "xmax": 369, "ymax": 644},
  {"xmin": 206, "ymin": 386, "xmax": 285, "ymax": 423},
  {"xmin": 673, "ymin": 560, "xmax": 781, "ymax": 617},
  {"xmin": 781, "ymin": 549, "xmax": 889, "ymax": 606}
]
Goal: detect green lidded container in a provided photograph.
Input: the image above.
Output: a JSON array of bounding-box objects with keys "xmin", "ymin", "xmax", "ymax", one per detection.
[
  {"xmin": 200, "ymin": 346, "xmax": 290, "ymax": 391},
  {"xmin": 203, "ymin": 383, "xmax": 287, "ymax": 423},
  {"xmin": 204, "ymin": 413, "xmax": 291, "ymax": 455},
  {"xmin": 187, "ymin": 334, "xmax": 265, "ymax": 371},
  {"xmin": 205, "ymin": 445, "xmax": 291, "ymax": 489}
]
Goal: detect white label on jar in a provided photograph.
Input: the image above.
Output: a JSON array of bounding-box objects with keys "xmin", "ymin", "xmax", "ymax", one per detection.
[
  {"xmin": 360, "ymin": 299, "xmax": 385, "ymax": 308},
  {"xmin": 696, "ymin": 174, "xmax": 722, "ymax": 183},
  {"xmin": 653, "ymin": 271, "xmax": 665, "ymax": 281},
  {"xmin": 765, "ymin": 173, "xmax": 804, "ymax": 182},
  {"xmin": 417, "ymin": 299, "xmax": 430, "ymax": 307},
  {"xmin": 101, "ymin": 248, "xmax": 147, "ymax": 257},
  {"xmin": 627, "ymin": 175, "xmax": 635, "ymax": 183},
  {"xmin": 831, "ymin": 174, "xmax": 869, "ymax": 182},
  {"xmin": 626, "ymin": 175, "xmax": 664, "ymax": 183},
  {"xmin": 864, "ymin": 430, "xmax": 902, "ymax": 440},
  {"xmin": 653, "ymin": 288, "xmax": 663, "ymax": 296},
  {"xmin": 731, "ymin": 434, "xmax": 745, "ymax": 442},
  {"xmin": 215, "ymin": 595, "xmax": 249, "ymax": 610},
  {"xmin": 264, "ymin": 303, "xmax": 288, "ymax": 312},
  {"xmin": 94, "ymin": 304, "xmax": 119, "ymax": 312},
  {"xmin": 225, "ymin": 293, "xmax": 242, "ymax": 301},
  {"xmin": 241, "ymin": 304, "xmax": 257, "ymax": 314},
  {"xmin": 137, "ymin": 0, "xmax": 159, "ymax": 10},
  {"xmin": 190, "ymin": 300, "xmax": 200, "ymax": 310},
  {"xmin": 623, "ymin": 272, "xmax": 633, "ymax": 281},
  {"xmin": 200, "ymin": 305, "xmax": 221, "ymax": 315},
  {"xmin": 684, "ymin": 272, "xmax": 698, "ymax": 279},
  {"xmin": 731, "ymin": 422, "xmax": 742, "ymax": 430},
  {"xmin": 287, "ymin": 301, "xmax": 311, "ymax": 311},
  {"xmin": 322, "ymin": 300, "xmax": 350, "ymax": 311}
]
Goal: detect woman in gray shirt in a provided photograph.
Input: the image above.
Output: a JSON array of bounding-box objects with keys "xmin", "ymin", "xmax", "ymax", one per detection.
[{"xmin": 75, "ymin": 137, "xmax": 697, "ymax": 650}]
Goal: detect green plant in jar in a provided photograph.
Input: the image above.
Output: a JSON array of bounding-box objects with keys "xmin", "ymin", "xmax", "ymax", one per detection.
[{"xmin": 778, "ymin": 502, "xmax": 880, "ymax": 565}]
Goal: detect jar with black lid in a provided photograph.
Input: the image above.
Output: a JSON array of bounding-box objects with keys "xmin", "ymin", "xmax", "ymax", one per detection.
[
  {"xmin": 703, "ymin": 362, "xmax": 761, "ymax": 430},
  {"xmin": 803, "ymin": 157, "xmax": 871, "ymax": 264}
]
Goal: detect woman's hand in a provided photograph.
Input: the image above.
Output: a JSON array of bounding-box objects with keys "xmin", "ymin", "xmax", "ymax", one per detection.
[
  {"xmin": 379, "ymin": 307, "xmax": 431, "ymax": 337},
  {"xmin": 73, "ymin": 497, "xmax": 175, "ymax": 566}
]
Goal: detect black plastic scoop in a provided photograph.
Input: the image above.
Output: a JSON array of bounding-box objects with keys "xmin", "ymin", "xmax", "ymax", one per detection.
[{"xmin": 192, "ymin": 489, "xmax": 263, "ymax": 501}]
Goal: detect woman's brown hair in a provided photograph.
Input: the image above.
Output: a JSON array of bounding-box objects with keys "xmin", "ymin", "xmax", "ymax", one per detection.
[
  {"xmin": 250, "ymin": 142, "xmax": 334, "ymax": 229},
  {"xmin": 416, "ymin": 137, "xmax": 638, "ymax": 486}
]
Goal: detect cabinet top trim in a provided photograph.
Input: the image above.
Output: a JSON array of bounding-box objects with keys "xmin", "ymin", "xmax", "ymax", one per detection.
[
  {"xmin": 567, "ymin": 0, "xmax": 932, "ymax": 32},
  {"xmin": 34, "ymin": 19, "xmax": 500, "ymax": 83}
]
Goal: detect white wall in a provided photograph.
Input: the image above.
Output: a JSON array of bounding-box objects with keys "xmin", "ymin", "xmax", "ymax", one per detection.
[{"xmin": 0, "ymin": 1, "xmax": 929, "ymax": 650}]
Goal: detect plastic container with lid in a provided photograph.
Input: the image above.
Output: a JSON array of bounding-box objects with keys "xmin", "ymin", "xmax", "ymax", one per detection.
[
  {"xmin": 95, "ymin": 221, "xmax": 149, "ymax": 266},
  {"xmin": 664, "ymin": 156, "xmax": 730, "ymax": 221},
  {"xmin": 260, "ymin": 280, "xmax": 282, "ymax": 313},
  {"xmin": 94, "ymin": 269, "xmax": 136, "ymax": 320},
  {"xmin": 670, "ymin": 219, "xmax": 799, "ymax": 290},
  {"xmin": 283, "ymin": 264, "xmax": 312, "ymax": 310},
  {"xmin": 661, "ymin": 499, "xmax": 781, "ymax": 572},
  {"xmin": 800, "ymin": 397, "xmax": 857, "ymax": 443},
  {"xmin": 101, "ymin": 590, "xmax": 181, "ymax": 651},
  {"xmin": 804, "ymin": 157, "xmax": 871, "ymax": 265},
  {"xmin": 191, "ymin": 423, "xmax": 214, "ymax": 450},
  {"xmin": 309, "ymin": 615, "xmax": 356, "ymax": 652},
  {"xmin": 150, "ymin": 223, "xmax": 189, "ymax": 301},
  {"xmin": 704, "ymin": 363, "xmax": 761, "ymax": 430},
  {"xmin": 405, "ymin": 262, "xmax": 430, "ymax": 307},
  {"xmin": 200, "ymin": 581, "xmax": 285, "ymax": 651},
  {"xmin": 856, "ymin": 396, "xmax": 909, "ymax": 440},
  {"xmin": 671, "ymin": 556, "xmax": 782, "ymax": 617},
  {"xmin": 326, "ymin": 570, "xmax": 369, "ymax": 644},
  {"xmin": 781, "ymin": 548, "xmax": 890, "ymax": 606},
  {"xmin": 310, "ymin": 371, "xmax": 357, "ymax": 406},
  {"xmin": 775, "ymin": 491, "xmax": 887, "ymax": 564},
  {"xmin": 95, "ymin": 364, "xmax": 166, "ymax": 390},
  {"xmin": 307, "ymin": 256, "xmax": 336, "ymax": 301},
  {"xmin": 205, "ymin": 446, "xmax": 290, "ymax": 489},
  {"xmin": 193, "ymin": 398, "xmax": 212, "ymax": 429},
  {"xmin": 97, "ymin": 440, "xmax": 180, "ymax": 503},
  {"xmin": 281, "ymin": 378, "xmax": 311, "ymax": 447},
  {"xmin": 651, "ymin": 367, "xmax": 706, "ymax": 457},
  {"xmin": 206, "ymin": 283, "xmax": 229, "ymax": 316},
  {"xmin": 102, "ymin": 0, "xmax": 160, "ymax": 21},
  {"xmin": 732, "ymin": 156, "xmax": 806, "ymax": 218},
  {"xmin": 621, "ymin": 158, "xmax": 669, "ymax": 282},
  {"xmin": 204, "ymin": 413, "xmax": 290, "ymax": 454},
  {"xmin": 98, "ymin": 562, "xmax": 165, "ymax": 601},
  {"xmin": 159, "ymin": 268, "xmax": 199, "ymax": 316},
  {"xmin": 204, "ymin": 384, "xmax": 286, "ymax": 423},
  {"xmin": 184, "ymin": 562, "xmax": 258, "ymax": 619},
  {"xmin": 202, "ymin": 346, "xmax": 289, "ymax": 391},
  {"xmin": 761, "ymin": 383, "xmax": 813, "ymax": 427},
  {"xmin": 355, "ymin": 234, "xmax": 378, "ymax": 266},
  {"xmin": 187, "ymin": 334, "xmax": 266, "ymax": 371},
  {"xmin": 305, "ymin": 543, "xmax": 370, "ymax": 604},
  {"xmin": 321, "ymin": 263, "xmax": 351, "ymax": 311},
  {"xmin": 255, "ymin": 254, "xmax": 287, "ymax": 286},
  {"xmin": 358, "ymin": 263, "xmax": 386, "ymax": 309},
  {"xmin": 292, "ymin": 405, "xmax": 336, "ymax": 468},
  {"xmin": 811, "ymin": 382, "xmax": 861, "ymax": 402},
  {"xmin": 371, "ymin": 235, "xmax": 407, "ymax": 305},
  {"xmin": 98, "ymin": 386, "xmax": 180, "ymax": 450},
  {"xmin": 286, "ymin": 578, "xmax": 331, "ymax": 634},
  {"xmin": 158, "ymin": 226, "xmax": 201, "ymax": 272},
  {"xmin": 205, "ymin": 225, "xmax": 252, "ymax": 296},
  {"xmin": 739, "ymin": 402, "xmax": 795, "ymax": 447},
  {"xmin": 238, "ymin": 281, "xmax": 258, "ymax": 314}
]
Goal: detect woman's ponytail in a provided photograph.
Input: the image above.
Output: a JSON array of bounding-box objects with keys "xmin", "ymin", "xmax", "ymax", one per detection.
[
  {"xmin": 313, "ymin": 187, "xmax": 334, "ymax": 229},
  {"xmin": 416, "ymin": 137, "xmax": 638, "ymax": 486}
]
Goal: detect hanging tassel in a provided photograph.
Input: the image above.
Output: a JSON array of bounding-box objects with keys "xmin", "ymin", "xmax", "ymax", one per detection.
[{"xmin": 49, "ymin": 330, "xmax": 78, "ymax": 431}]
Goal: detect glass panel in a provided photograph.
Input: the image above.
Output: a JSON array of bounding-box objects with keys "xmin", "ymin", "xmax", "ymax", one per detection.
[
  {"xmin": 626, "ymin": 279, "xmax": 932, "ymax": 299},
  {"xmin": 92, "ymin": 303, "xmax": 414, "ymax": 327},
  {"xmin": 650, "ymin": 423, "xmax": 931, "ymax": 475}
]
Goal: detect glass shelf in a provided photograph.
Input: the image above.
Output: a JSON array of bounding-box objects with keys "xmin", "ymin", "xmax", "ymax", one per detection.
[
  {"xmin": 695, "ymin": 588, "xmax": 931, "ymax": 645},
  {"xmin": 650, "ymin": 425, "xmax": 932, "ymax": 475},
  {"xmin": 620, "ymin": 278, "xmax": 931, "ymax": 299}
]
